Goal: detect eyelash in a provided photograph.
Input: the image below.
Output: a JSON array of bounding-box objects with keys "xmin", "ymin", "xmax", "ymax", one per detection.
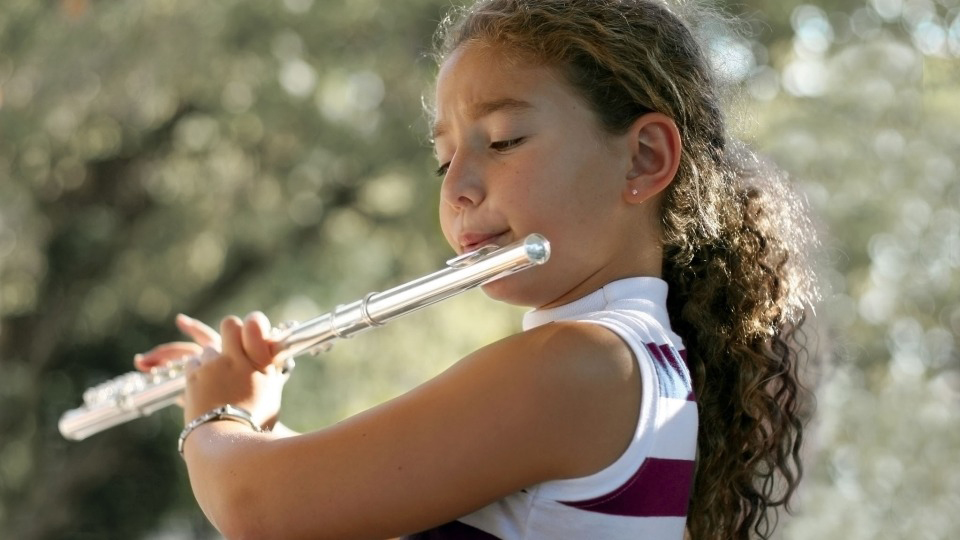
[
  {"xmin": 491, "ymin": 137, "xmax": 525, "ymax": 151},
  {"xmin": 435, "ymin": 137, "xmax": 526, "ymax": 178}
]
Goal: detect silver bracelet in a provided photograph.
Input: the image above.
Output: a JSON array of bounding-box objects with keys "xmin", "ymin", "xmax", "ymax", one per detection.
[{"xmin": 178, "ymin": 404, "xmax": 264, "ymax": 457}]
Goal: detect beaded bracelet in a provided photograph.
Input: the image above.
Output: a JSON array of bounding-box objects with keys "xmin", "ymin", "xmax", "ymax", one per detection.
[{"xmin": 178, "ymin": 404, "xmax": 264, "ymax": 457}]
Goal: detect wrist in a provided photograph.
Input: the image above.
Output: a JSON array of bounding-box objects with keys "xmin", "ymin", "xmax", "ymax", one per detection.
[{"xmin": 178, "ymin": 404, "xmax": 267, "ymax": 457}]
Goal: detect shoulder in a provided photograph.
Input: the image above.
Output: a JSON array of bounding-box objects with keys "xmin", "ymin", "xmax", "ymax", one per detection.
[
  {"xmin": 499, "ymin": 320, "xmax": 637, "ymax": 385},
  {"xmin": 464, "ymin": 320, "xmax": 642, "ymax": 479}
]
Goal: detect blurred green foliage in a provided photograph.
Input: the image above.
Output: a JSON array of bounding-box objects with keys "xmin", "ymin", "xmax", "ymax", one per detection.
[{"xmin": 0, "ymin": 0, "xmax": 957, "ymax": 538}]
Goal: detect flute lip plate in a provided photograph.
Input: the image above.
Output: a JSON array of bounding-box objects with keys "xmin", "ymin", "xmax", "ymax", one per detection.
[{"xmin": 445, "ymin": 243, "xmax": 501, "ymax": 268}]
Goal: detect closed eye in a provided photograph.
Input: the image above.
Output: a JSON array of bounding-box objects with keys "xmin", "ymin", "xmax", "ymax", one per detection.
[
  {"xmin": 435, "ymin": 137, "xmax": 525, "ymax": 177},
  {"xmin": 491, "ymin": 137, "xmax": 525, "ymax": 151}
]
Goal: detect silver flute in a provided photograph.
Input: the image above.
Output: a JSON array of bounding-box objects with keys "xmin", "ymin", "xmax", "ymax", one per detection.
[{"xmin": 59, "ymin": 233, "xmax": 550, "ymax": 441}]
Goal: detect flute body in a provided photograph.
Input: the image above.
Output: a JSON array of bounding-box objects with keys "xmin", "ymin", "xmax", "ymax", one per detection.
[{"xmin": 59, "ymin": 234, "xmax": 550, "ymax": 441}]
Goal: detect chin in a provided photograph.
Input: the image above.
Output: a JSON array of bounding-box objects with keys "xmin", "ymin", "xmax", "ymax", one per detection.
[{"xmin": 480, "ymin": 273, "xmax": 542, "ymax": 308}]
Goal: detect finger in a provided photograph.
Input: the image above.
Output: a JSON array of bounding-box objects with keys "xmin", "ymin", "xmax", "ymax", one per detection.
[
  {"xmin": 134, "ymin": 342, "xmax": 204, "ymax": 371},
  {"xmin": 242, "ymin": 311, "xmax": 274, "ymax": 372},
  {"xmin": 219, "ymin": 315, "xmax": 245, "ymax": 367},
  {"xmin": 176, "ymin": 313, "xmax": 222, "ymax": 348}
]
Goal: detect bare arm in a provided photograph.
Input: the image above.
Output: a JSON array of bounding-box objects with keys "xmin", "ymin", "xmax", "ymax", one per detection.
[{"xmin": 182, "ymin": 320, "xmax": 641, "ymax": 540}]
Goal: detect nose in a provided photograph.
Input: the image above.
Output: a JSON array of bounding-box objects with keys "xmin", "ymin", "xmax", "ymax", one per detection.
[{"xmin": 439, "ymin": 153, "xmax": 485, "ymax": 210}]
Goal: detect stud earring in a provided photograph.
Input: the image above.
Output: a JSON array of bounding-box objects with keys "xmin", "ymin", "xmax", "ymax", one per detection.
[{"xmin": 631, "ymin": 189, "xmax": 639, "ymax": 195}]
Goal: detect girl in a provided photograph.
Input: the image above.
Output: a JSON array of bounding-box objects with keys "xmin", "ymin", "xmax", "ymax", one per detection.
[{"xmin": 137, "ymin": 1, "xmax": 819, "ymax": 538}]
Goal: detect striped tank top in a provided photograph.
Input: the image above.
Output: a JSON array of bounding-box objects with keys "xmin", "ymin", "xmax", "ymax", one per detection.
[{"xmin": 406, "ymin": 277, "xmax": 698, "ymax": 539}]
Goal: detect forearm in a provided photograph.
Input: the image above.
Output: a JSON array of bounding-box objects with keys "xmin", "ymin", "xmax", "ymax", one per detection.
[
  {"xmin": 182, "ymin": 422, "xmax": 403, "ymax": 540},
  {"xmin": 182, "ymin": 422, "xmax": 294, "ymax": 539}
]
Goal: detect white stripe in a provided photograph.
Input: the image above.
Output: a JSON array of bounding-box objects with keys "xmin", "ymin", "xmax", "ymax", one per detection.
[
  {"xmin": 650, "ymin": 398, "xmax": 698, "ymax": 460},
  {"xmin": 525, "ymin": 500, "xmax": 688, "ymax": 539},
  {"xmin": 464, "ymin": 482, "xmax": 690, "ymax": 539}
]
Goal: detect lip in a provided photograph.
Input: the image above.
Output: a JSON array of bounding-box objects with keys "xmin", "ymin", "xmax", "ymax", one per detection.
[{"xmin": 459, "ymin": 231, "xmax": 510, "ymax": 253}]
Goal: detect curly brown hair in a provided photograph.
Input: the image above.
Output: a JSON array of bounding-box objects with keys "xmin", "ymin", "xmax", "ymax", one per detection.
[{"xmin": 433, "ymin": 1, "xmax": 821, "ymax": 538}]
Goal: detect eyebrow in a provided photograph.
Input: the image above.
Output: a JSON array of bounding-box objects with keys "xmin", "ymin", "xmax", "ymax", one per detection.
[{"xmin": 432, "ymin": 98, "xmax": 535, "ymax": 140}]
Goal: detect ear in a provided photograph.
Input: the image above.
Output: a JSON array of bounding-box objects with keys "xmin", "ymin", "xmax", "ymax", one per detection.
[{"xmin": 623, "ymin": 112, "xmax": 681, "ymax": 204}]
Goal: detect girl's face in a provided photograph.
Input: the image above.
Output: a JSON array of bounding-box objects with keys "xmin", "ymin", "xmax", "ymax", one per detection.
[{"xmin": 433, "ymin": 45, "xmax": 656, "ymax": 308}]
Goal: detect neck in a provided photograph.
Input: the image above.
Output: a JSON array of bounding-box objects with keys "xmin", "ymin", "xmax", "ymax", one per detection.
[{"xmin": 539, "ymin": 243, "xmax": 663, "ymax": 310}]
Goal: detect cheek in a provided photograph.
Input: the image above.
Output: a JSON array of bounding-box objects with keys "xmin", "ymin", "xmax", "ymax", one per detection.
[{"xmin": 524, "ymin": 155, "xmax": 595, "ymax": 212}]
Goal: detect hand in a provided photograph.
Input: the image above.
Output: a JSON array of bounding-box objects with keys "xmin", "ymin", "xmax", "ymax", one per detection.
[
  {"xmin": 181, "ymin": 311, "xmax": 289, "ymax": 430},
  {"xmin": 134, "ymin": 313, "xmax": 221, "ymax": 372}
]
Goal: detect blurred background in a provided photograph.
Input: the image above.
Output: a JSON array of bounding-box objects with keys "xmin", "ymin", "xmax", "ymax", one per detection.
[{"xmin": 0, "ymin": 0, "xmax": 957, "ymax": 538}]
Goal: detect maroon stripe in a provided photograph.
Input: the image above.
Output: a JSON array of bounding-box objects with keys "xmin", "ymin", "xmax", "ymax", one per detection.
[
  {"xmin": 561, "ymin": 458, "xmax": 694, "ymax": 517},
  {"xmin": 403, "ymin": 521, "xmax": 501, "ymax": 540},
  {"xmin": 644, "ymin": 343, "xmax": 694, "ymax": 401},
  {"xmin": 657, "ymin": 344, "xmax": 684, "ymax": 379},
  {"xmin": 643, "ymin": 343, "xmax": 673, "ymax": 399},
  {"xmin": 644, "ymin": 342, "xmax": 668, "ymax": 371},
  {"xmin": 659, "ymin": 344, "xmax": 696, "ymax": 402}
]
